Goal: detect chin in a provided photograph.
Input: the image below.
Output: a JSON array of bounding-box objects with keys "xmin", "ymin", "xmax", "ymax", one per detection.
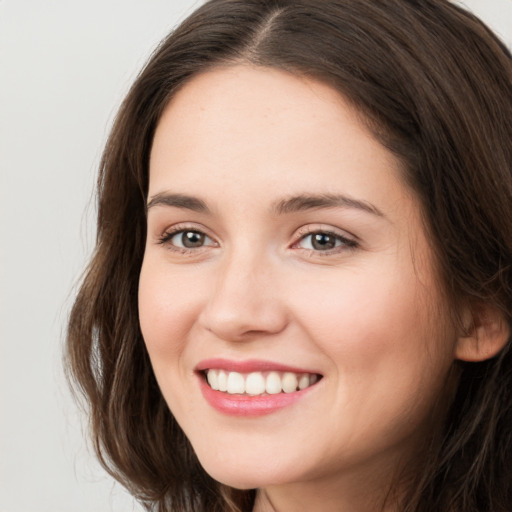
[
  {"xmin": 198, "ymin": 453, "xmax": 291, "ymax": 490},
  {"xmin": 203, "ymin": 466, "xmax": 267, "ymax": 490}
]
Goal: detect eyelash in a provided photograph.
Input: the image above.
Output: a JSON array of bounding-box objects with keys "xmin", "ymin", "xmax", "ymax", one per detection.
[
  {"xmin": 156, "ymin": 225, "xmax": 358, "ymax": 255},
  {"xmin": 157, "ymin": 225, "xmax": 216, "ymax": 253},
  {"xmin": 293, "ymin": 227, "xmax": 358, "ymax": 255}
]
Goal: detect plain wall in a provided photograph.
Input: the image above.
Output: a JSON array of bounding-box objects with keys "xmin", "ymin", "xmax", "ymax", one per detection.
[{"xmin": 1, "ymin": 1, "xmax": 511, "ymax": 511}]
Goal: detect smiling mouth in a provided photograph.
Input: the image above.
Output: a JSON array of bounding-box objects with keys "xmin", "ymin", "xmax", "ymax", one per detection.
[{"xmin": 204, "ymin": 369, "xmax": 321, "ymax": 396}]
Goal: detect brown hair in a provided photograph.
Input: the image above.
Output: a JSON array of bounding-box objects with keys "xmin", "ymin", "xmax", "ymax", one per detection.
[{"xmin": 66, "ymin": 0, "xmax": 512, "ymax": 510}]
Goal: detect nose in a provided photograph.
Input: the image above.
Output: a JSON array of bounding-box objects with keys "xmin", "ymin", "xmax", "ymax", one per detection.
[{"xmin": 198, "ymin": 249, "xmax": 289, "ymax": 342}]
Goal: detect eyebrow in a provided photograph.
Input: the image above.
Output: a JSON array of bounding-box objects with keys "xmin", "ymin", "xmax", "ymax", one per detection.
[
  {"xmin": 271, "ymin": 193, "xmax": 384, "ymax": 217},
  {"xmin": 146, "ymin": 192, "xmax": 210, "ymax": 213},
  {"xmin": 146, "ymin": 191, "xmax": 384, "ymax": 218}
]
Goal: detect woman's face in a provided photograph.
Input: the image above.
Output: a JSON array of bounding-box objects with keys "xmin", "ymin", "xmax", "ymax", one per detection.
[{"xmin": 139, "ymin": 65, "xmax": 459, "ymax": 498}]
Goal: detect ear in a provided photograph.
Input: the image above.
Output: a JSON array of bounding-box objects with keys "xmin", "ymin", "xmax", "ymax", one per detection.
[{"xmin": 455, "ymin": 303, "xmax": 510, "ymax": 362}]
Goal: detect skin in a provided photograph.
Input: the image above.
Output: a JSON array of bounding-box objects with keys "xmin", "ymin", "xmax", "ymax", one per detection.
[{"xmin": 138, "ymin": 65, "xmax": 463, "ymax": 511}]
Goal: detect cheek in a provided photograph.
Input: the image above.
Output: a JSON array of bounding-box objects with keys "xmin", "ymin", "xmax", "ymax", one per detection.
[
  {"xmin": 289, "ymin": 263, "xmax": 454, "ymax": 395},
  {"xmin": 290, "ymin": 265, "xmax": 418, "ymax": 346},
  {"xmin": 138, "ymin": 257, "xmax": 203, "ymax": 361},
  {"xmin": 291, "ymin": 273, "xmax": 455, "ymax": 459}
]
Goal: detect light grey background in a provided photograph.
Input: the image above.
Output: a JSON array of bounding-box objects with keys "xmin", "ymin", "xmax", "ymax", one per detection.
[{"xmin": 1, "ymin": 1, "xmax": 511, "ymax": 511}]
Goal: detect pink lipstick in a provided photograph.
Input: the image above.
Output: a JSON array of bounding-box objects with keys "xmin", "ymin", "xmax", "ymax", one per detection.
[{"xmin": 196, "ymin": 359, "xmax": 322, "ymax": 417}]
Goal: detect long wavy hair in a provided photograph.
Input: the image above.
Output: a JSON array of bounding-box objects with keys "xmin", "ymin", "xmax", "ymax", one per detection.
[{"xmin": 66, "ymin": 0, "xmax": 512, "ymax": 510}]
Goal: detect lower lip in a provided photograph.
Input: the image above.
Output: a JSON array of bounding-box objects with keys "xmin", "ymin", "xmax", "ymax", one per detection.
[{"xmin": 198, "ymin": 376, "xmax": 316, "ymax": 417}]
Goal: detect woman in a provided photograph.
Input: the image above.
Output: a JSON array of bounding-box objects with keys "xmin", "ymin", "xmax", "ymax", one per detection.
[{"xmin": 66, "ymin": 0, "xmax": 512, "ymax": 510}]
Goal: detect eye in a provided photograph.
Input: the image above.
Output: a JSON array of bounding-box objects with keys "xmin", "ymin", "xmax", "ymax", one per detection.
[
  {"xmin": 295, "ymin": 230, "xmax": 357, "ymax": 252},
  {"xmin": 159, "ymin": 228, "xmax": 216, "ymax": 250}
]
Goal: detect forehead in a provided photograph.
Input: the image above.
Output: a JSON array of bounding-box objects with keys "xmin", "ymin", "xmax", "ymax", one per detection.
[
  {"xmin": 149, "ymin": 65, "xmax": 404, "ymax": 201},
  {"xmin": 153, "ymin": 65, "xmax": 373, "ymax": 149}
]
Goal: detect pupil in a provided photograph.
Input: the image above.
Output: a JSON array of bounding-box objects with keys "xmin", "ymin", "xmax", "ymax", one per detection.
[
  {"xmin": 182, "ymin": 231, "xmax": 204, "ymax": 248},
  {"xmin": 312, "ymin": 233, "xmax": 335, "ymax": 250}
]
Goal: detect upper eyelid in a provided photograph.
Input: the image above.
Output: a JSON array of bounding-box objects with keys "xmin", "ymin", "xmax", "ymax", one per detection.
[
  {"xmin": 158, "ymin": 222, "xmax": 214, "ymax": 238},
  {"xmin": 294, "ymin": 224, "xmax": 357, "ymax": 241},
  {"xmin": 153, "ymin": 222, "xmax": 358, "ymax": 246}
]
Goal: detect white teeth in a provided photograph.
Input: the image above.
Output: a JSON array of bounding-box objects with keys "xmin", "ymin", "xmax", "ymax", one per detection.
[
  {"xmin": 218, "ymin": 370, "xmax": 228, "ymax": 392},
  {"xmin": 282, "ymin": 372, "xmax": 298, "ymax": 393},
  {"xmin": 245, "ymin": 372, "xmax": 266, "ymax": 395},
  {"xmin": 298, "ymin": 374, "xmax": 310, "ymax": 390},
  {"xmin": 205, "ymin": 369, "xmax": 319, "ymax": 396},
  {"xmin": 227, "ymin": 372, "xmax": 245, "ymax": 394},
  {"xmin": 207, "ymin": 369, "xmax": 219, "ymax": 390},
  {"xmin": 266, "ymin": 372, "xmax": 282, "ymax": 394}
]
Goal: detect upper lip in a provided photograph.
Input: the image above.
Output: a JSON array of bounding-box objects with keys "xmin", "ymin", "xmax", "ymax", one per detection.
[{"xmin": 195, "ymin": 358, "xmax": 321, "ymax": 374}]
